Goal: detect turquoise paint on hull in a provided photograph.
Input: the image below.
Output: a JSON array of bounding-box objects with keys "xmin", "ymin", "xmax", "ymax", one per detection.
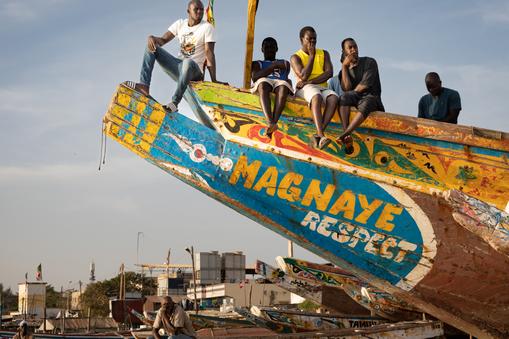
[{"xmin": 130, "ymin": 109, "xmax": 433, "ymax": 289}]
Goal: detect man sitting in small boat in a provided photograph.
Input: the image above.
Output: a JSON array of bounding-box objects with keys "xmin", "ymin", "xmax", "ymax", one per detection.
[
  {"xmin": 128, "ymin": 0, "xmax": 223, "ymax": 113},
  {"xmin": 291, "ymin": 26, "xmax": 339, "ymax": 149},
  {"xmin": 337, "ymin": 38, "xmax": 384, "ymax": 154},
  {"xmin": 251, "ymin": 37, "xmax": 293, "ymax": 138},
  {"xmin": 13, "ymin": 321, "xmax": 32, "ymax": 339},
  {"xmin": 418, "ymin": 72, "xmax": 461, "ymax": 124},
  {"xmin": 153, "ymin": 296, "xmax": 196, "ymax": 339}
]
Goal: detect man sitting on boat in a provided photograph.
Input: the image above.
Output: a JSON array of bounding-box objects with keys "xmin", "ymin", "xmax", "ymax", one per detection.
[
  {"xmin": 291, "ymin": 26, "xmax": 339, "ymax": 150},
  {"xmin": 251, "ymin": 37, "xmax": 293, "ymax": 138},
  {"xmin": 337, "ymin": 38, "xmax": 385, "ymax": 154},
  {"xmin": 418, "ymin": 72, "xmax": 461, "ymax": 124},
  {"xmin": 153, "ymin": 296, "xmax": 196, "ymax": 339},
  {"xmin": 129, "ymin": 0, "xmax": 222, "ymax": 113}
]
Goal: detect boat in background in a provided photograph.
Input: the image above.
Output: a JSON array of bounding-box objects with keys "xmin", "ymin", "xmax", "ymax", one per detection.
[
  {"xmin": 250, "ymin": 305, "xmax": 385, "ymax": 331},
  {"xmin": 277, "ymin": 257, "xmax": 422, "ymax": 320},
  {"xmin": 235, "ymin": 307, "xmax": 443, "ymax": 338},
  {"xmin": 255, "ymin": 260, "xmax": 369, "ymax": 315}
]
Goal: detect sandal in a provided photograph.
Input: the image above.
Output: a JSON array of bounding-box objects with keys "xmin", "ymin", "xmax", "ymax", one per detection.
[
  {"xmin": 312, "ymin": 134, "xmax": 321, "ymax": 148},
  {"xmin": 339, "ymin": 134, "xmax": 354, "ymax": 154},
  {"xmin": 123, "ymin": 81, "xmax": 150, "ymax": 96},
  {"xmin": 318, "ymin": 136, "xmax": 331, "ymax": 150},
  {"xmin": 266, "ymin": 123, "xmax": 278, "ymax": 138},
  {"xmin": 163, "ymin": 101, "xmax": 178, "ymax": 113}
]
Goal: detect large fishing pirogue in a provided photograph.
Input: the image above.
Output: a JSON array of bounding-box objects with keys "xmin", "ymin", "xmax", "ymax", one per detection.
[{"xmin": 103, "ymin": 79, "xmax": 509, "ymax": 338}]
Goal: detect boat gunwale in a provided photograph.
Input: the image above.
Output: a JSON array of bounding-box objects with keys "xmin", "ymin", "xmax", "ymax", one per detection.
[{"xmin": 190, "ymin": 81, "xmax": 509, "ymax": 153}]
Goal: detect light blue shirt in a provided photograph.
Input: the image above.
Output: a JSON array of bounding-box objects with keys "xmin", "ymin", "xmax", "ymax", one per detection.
[{"xmin": 327, "ymin": 76, "xmax": 343, "ymax": 96}]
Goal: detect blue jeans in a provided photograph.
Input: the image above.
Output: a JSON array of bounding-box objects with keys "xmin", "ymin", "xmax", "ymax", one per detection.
[{"xmin": 139, "ymin": 46, "xmax": 203, "ymax": 105}]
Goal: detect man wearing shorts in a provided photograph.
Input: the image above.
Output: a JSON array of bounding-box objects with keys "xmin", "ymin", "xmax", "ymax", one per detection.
[
  {"xmin": 290, "ymin": 26, "xmax": 338, "ymax": 149},
  {"xmin": 338, "ymin": 38, "xmax": 384, "ymax": 153},
  {"xmin": 251, "ymin": 37, "xmax": 293, "ymax": 138}
]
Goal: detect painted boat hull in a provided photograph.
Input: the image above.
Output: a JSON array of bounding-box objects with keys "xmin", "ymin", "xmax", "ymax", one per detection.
[
  {"xmin": 251, "ymin": 306, "xmax": 386, "ymax": 331},
  {"xmin": 104, "ymin": 83, "xmax": 509, "ymax": 338},
  {"xmin": 255, "ymin": 260, "xmax": 370, "ymax": 315},
  {"xmin": 276, "ymin": 257, "xmax": 421, "ymax": 321}
]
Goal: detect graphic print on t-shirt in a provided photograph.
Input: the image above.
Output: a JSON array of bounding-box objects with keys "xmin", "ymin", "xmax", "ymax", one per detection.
[{"xmin": 181, "ymin": 32, "xmax": 196, "ymax": 57}]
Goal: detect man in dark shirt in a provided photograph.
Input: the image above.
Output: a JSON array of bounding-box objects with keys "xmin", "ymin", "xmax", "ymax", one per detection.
[
  {"xmin": 337, "ymin": 38, "xmax": 384, "ymax": 153},
  {"xmin": 251, "ymin": 37, "xmax": 293, "ymax": 139},
  {"xmin": 418, "ymin": 72, "xmax": 461, "ymax": 124}
]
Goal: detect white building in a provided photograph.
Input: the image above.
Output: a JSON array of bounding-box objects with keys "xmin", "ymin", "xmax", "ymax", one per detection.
[
  {"xmin": 187, "ymin": 281, "xmax": 291, "ymax": 308},
  {"xmin": 18, "ymin": 282, "xmax": 46, "ymax": 318}
]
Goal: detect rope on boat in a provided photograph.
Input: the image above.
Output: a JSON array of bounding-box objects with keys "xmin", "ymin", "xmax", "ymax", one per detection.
[{"xmin": 98, "ymin": 121, "xmax": 107, "ymax": 171}]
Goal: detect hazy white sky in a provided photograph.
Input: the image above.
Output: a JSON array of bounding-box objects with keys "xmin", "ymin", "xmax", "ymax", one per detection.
[{"xmin": 1, "ymin": 0, "xmax": 508, "ymax": 291}]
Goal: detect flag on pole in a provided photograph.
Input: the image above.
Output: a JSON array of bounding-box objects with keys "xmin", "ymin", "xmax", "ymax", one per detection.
[
  {"xmin": 206, "ymin": 0, "xmax": 215, "ymax": 26},
  {"xmin": 36, "ymin": 263, "xmax": 42, "ymax": 281}
]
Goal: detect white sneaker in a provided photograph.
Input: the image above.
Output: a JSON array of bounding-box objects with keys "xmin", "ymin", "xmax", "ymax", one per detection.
[{"xmin": 163, "ymin": 102, "xmax": 178, "ymax": 113}]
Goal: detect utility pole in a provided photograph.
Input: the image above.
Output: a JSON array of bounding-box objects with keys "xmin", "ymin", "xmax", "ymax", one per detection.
[
  {"xmin": 60, "ymin": 286, "xmax": 65, "ymax": 334},
  {"xmin": 287, "ymin": 240, "xmax": 294, "ymax": 257},
  {"xmin": 136, "ymin": 232, "xmax": 144, "ymax": 265},
  {"xmin": 166, "ymin": 248, "xmax": 171, "ymax": 277},
  {"xmin": 185, "ymin": 247, "xmax": 199, "ymax": 315},
  {"xmin": 0, "ymin": 286, "xmax": 3, "ymax": 329}
]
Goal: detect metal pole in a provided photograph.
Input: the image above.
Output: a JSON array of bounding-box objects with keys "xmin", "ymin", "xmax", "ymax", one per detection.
[
  {"xmin": 136, "ymin": 232, "xmax": 143, "ymax": 265},
  {"xmin": 87, "ymin": 307, "xmax": 91, "ymax": 333},
  {"xmin": 186, "ymin": 247, "xmax": 199, "ymax": 315},
  {"xmin": 0, "ymin": 286, "xmax": 4, "ymax": 329},
  {"xmin": 0, "ymin": 286, "xmax": 3, "ymax": 329},
  {"xmin": 60, "ymin": 286, "xmax": 65, "ymax": 334},
  {"xmin": 43, "ymin": 306, "xmax": 46, "ymax": 332},
  {"xmin": 191, "ymin": 247, "xmax": 198, "ymax": 315},
  {"xmin": 287, "ymin": 240, "xmax": 294, "ymax": 257}
]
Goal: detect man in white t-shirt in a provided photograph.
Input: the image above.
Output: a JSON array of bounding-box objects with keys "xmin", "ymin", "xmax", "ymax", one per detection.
[
  {"xmin": 134, "ymin": 0, "xmax": 222, "ymax": 112},
  {"xmin": 152, "ymin": 296, "xmax": 196, "ymax": 339}
]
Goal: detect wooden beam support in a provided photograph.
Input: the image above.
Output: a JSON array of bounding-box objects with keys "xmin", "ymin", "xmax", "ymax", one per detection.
[{"xmin": 243, "ymin": 0, "xmax": 258, "ymax": 89}]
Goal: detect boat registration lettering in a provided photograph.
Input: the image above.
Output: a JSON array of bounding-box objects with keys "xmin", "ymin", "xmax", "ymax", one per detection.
[{"xmin": 229, "ymin": 155, "xmax": 403, "ymax": 231}]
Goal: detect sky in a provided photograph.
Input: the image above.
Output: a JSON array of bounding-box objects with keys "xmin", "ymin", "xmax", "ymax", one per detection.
[{"xmin": 1, "ymin": 0, "xmax": 508, "ymax": 292}]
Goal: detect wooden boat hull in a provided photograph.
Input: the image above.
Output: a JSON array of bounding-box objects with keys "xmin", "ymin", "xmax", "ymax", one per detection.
[
  {"xmin": 251, "ymin": 306, "xmax": 386, "ymax": 331},
  {"xmin": 0, "ymin": 332, "xmax": 131, "ymax": 339},
  {"xmin": 235, "ymin": 308, "xmax": 443, "ymax": 338},
  {"xmin": 104, "ymin": 83, "xmax": 509, "ymax": 338}
]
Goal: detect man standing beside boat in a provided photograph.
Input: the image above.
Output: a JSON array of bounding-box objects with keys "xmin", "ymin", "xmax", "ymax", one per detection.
[
  {"xmin": 291, "ymin": 26, "xmax": 338, "ymax": 150},
  {"xmin": 337, "ymin": 38, "xmax": 384, "ymax": 154},
  {"xmin": 251, "ymin": 37, "xmax": 293, "ymax": 139},
  {"xmin": 152, "ymin": 296, "xmax": 196, "ymax": 339},
  {"xmin": 418, "ymin": 72, "xmax": 461, "ymax": 124},
  {"xmin": 130, "ymin": 0, "xmax": 222, "ymax": 113}
]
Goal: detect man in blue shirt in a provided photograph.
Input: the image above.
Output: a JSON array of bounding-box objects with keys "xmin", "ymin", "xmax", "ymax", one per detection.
[
  {"xmin": 251, "ymin": 37, "xmax": 293, "ymax": 139},
  {"xmin": 418, "ymin": 72, "xmax": 461, "ymax": 124}
]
